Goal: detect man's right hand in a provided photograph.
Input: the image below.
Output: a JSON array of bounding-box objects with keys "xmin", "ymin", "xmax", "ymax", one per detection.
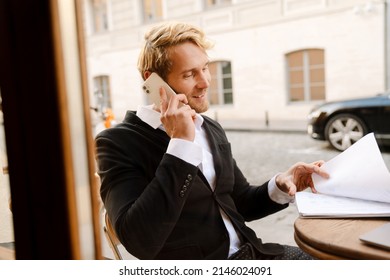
[{"xmin": 159, "ymin": 87, "xmax": 196, "ymax": 141}]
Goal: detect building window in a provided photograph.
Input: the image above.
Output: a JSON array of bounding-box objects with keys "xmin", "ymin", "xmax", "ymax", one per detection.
[
  {"xmin": 91, "ymin": 0, "xmax": 109, "ymax": 33},
  {"xmin": 142, "ymin": 0, "xmax": 163, "ymax": 23},
  {"xmin": 93, "ymin": 75, "xmax": 112, "ymax": 113},
  {"xmin": 209, "ymin": 61, "xmax": 233, "ymax": 105},
  {"xmin": 205, "ymin": 0, "xmax": 232, "ymax": 9},
  {"xmin": 286, "ymin": 49, "xmax": 326, "ymax": 102}
]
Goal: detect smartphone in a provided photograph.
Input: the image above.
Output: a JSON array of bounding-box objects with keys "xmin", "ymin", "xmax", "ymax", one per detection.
[{"xmin": 142, "ymin": 72, "xmax": 177, "ymax": 106}]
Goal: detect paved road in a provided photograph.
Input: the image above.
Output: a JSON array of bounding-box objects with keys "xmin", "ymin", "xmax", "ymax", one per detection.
[{"xmin": 225, "ymin": 130, "xmax": 390, "ymax": 247}]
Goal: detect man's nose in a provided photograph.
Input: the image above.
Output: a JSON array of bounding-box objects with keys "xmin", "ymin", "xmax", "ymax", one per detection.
[{"xmin": 196, "ymin": 72, "xmax": 210, "ymax": 88}]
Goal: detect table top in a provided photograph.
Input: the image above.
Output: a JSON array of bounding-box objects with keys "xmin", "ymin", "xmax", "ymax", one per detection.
[{"xmin": 294, "ymin": 217, "xmax": 390, "ymax": 259}]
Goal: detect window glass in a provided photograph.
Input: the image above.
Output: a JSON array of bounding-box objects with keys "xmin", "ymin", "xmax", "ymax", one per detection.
[
  {"xmin": 223, "ymin": 77, "xmax": 232, "ymax": 90},
  {"xmin": 310, "ymin": 68, "xmax": 324, "ymax": 83},
  {"xmin": 310, "ymin": 85, "xmax": 325, "ymax": 100},
  {"xmin": 93, "ymin": 75, "xmax": 111, "ymax": 113},
  {"xmin": 290, "ymin": 87, "xmax": 304, "ymax": 102},
  {"xmin": 92, "ymin": 75, "xmax": 113, "ymax": 135},
  {"xmin": 92, "ymin": 0, "xmax": 108, "ymax": 33},
  {"xmin": 142, "ymin": 0, "xmax": 163, "ymax": 23},
  {"xmin": 288, "ymin": 51, "xmax": 303, "ymax": 67}
]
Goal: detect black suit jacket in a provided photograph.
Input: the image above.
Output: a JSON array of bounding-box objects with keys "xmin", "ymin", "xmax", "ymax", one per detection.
[{"xmin": 95, "ymin": 111, "xmax": 288, "ymax": 259}]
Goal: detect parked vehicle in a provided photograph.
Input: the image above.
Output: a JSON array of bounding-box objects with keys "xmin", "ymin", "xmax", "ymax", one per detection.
[{"xmin": 307, "ymin": 93, "xmax": 390, "ymax": 151}]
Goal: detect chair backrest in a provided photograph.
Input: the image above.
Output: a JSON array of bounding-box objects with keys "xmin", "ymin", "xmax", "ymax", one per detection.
[
  {"xmin": 95, "ymin": 171, "xmax": 123, "ymax": 260},
  {"xmin": 103, "ymin": 212, "xmax": 123, "ymax": 260}
]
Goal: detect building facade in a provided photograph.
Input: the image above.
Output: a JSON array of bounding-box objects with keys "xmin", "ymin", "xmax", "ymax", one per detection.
[{"xmin": 83, "ymin": 0, "xmax": 387, "ymax": 126}]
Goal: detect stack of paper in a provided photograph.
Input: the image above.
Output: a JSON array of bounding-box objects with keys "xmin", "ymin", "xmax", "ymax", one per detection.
[{"xmin": 295, "ymin": 133, "xmax": 390, "ymax": 218}]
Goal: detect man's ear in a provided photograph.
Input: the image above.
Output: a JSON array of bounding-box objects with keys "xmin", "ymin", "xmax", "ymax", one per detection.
[{"xmin": 143, "ymin": 71, "xmax": 151, "ymax": 80}]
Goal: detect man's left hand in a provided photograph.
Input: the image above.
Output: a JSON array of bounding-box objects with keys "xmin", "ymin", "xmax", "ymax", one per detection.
[{"xmin": 275, "ymin": 161, "xmax": 329, "ymax": 196}]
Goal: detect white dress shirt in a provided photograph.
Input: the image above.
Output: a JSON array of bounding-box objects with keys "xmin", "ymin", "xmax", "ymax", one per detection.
[{"xmin": 136, "ymin": 105, "xmax": 293, "ymax": 256}]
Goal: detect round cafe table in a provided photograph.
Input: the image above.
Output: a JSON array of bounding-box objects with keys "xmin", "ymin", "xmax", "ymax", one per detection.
[{"xmin": 294, "ymin": 217, "xmax": 390, "ymax": 259}]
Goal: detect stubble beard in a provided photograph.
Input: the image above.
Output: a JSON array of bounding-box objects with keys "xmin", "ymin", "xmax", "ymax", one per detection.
[
  {"xmin": 187, "ymin": 89, "xmax": 210, "ymax": 113},
  {"xmin": 189, "ymin": 99, "xmax": 209, "ymax": 114}
]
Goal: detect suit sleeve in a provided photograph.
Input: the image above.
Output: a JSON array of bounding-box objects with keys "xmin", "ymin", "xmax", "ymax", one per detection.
[{"xmin": 231, "ymin": 159, "xmax": 289, "ymax": 221}]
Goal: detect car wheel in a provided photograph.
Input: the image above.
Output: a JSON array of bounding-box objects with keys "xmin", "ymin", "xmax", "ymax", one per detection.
[{"xmin": 324, "ymin": 113, "xmax": 368, "ymax": 151}]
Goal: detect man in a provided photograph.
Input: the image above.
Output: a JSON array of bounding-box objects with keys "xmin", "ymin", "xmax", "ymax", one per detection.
[{"xmin": 95, "ymin": 22, "xmax": 329, "ymax": 260}]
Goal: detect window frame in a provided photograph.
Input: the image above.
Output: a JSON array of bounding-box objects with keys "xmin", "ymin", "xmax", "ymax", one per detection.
[
  {"xmin": 209, "ymin": 60, "xmax": 234, "ymax": 106},
  {"xmin": 0, "ymin": 0, "xmax": 102, "ymax": 260},
  {"xmin": 286, "ymin": 48, "xmax": 326, "ymax": 103}
]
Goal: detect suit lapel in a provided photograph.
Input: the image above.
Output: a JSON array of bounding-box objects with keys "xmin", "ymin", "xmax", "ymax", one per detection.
[{"xmin": 201, "ymin": 118, "xmax": 224, "ymax": 189}]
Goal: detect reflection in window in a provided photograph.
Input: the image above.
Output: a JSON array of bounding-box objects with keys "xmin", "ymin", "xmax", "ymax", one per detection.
[
  {"xmin": 142, "ymin": 0, "xmax": 163, "ymax": 23},
  {"xmin": 93, "ymin": 75, "xmax": 112, "ymax": 113},
  {"xmin": 209, "ymin": 61, "xmax": 233, "ymax": 105},
  {"xmin": 205, "ymin": 0, "xmax": 232, "ymax": 9},
  {"xmin": 91, "ymin": 0, "xmax": 109, "ymax": 33},
  {"xmin": 286, "ymin": 49, "xmax": 326, "ymax": 102}
]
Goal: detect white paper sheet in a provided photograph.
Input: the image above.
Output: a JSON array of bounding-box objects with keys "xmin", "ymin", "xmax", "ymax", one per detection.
[
  {"xmin": 312, "ymin": 133, "xmax": 390, "ymax": 204},
  {"xmin": 295, "ymin": 191, "xmax": 390, "ymax": 217}
]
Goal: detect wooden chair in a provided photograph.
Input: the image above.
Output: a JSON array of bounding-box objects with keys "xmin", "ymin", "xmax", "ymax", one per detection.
[
  {"xmin": 95, "ymin": 172, "xmax": 122, "ymax": 259},
  {"xmin": 103, "ymin": 211, "xmax": 123, "ymax": 260}
]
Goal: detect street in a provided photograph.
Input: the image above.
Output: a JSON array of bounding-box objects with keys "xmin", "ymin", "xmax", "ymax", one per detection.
[{"xmin": 225, "ymin": 130, "xmax": 390, "ymax": 246}]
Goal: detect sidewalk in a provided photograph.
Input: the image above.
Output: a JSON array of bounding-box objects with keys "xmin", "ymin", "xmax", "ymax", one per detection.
[{"xmin": 218, "ymin": 119, "xmax": 308, "ymax": 133}]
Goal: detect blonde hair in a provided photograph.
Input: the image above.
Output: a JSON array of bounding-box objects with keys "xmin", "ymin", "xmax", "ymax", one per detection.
[{"xmin": 137, "ymin": 22, "xmax": 214, "ymax": 80}]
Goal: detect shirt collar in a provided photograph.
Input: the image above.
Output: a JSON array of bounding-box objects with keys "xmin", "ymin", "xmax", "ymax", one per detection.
[
  {"xmin": 194, "ymin": 113, "xmax": 204, "ymax": 131},
  {"xmin": 136, "ymin": 105, "xmax": 204, "ymax": 130},
  {"xmin": 136, "ymin": 105, "xmax": 162, "ymax": 129}
]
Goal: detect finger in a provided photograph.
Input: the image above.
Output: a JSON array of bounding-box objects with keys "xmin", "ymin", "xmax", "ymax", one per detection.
[
  {"xmin": 285, "ymin": 181, "xmax": 297, "ymax": 196},
  {"xmin": 311, "ymin": 160, "xmax": 325, "ymax": 167},
  {"xmin": 180, "ymin": 104, "xmax": 196, "ymax": 116},
  {"xmin": 163, "ymin": 93, "xmax": 184, "ymax": 109},
  {"xmin": 176, "ymin": 105, "xmax": 197, "ymax": 124},
  {"xmin": 159, "ymin": 87, "xmax": 168, "ymax": 114},
  {"xmin": 308, "ymin": 179, "xmax": 317, "ymax": 193},
  {"xmin": 312, "ymin": 164, "xmax": 330, "ymax": 179},
  {"xmin": 189, "ymin": 108, "xmax": 197, "ymax": 121},
  {"xmin": 300, "ymin": 162, "xmax": 329, "ymax": 179}
]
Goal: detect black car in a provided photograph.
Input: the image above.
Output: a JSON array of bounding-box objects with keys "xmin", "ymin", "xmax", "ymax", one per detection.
[{"xmin": 307, "ymin": 93, "xmax": 390, "ymax": 151}]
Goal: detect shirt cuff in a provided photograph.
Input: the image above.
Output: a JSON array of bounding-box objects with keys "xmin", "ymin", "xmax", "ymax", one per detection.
[
  {"xmin": 268, "ymin": 174, "xmax": 295, "ymax": 204},
  {"xmin": 166, "ymin": 138, "xmax": 202, "ymax": 167}
]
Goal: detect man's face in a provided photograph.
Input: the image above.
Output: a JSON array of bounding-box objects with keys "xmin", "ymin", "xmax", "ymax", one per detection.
[{"xmin": 166, "ymin": 42, "xmax": 210, "ymax": 113}]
